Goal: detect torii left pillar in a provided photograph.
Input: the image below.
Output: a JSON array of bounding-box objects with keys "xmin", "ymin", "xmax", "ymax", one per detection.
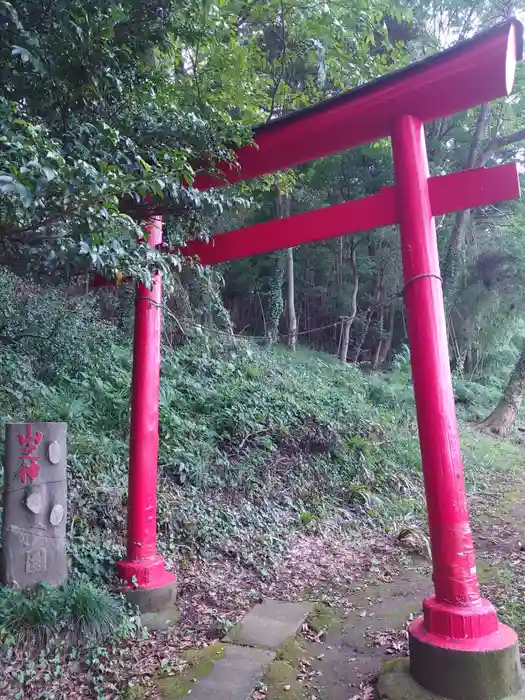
[{"xmin": 116, "ymin": 215, "xmax": 178, "ymax": 623}]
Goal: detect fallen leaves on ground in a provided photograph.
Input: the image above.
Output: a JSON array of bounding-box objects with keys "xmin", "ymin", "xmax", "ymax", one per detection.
[
  {"xmin": 0, "ymin": 524, "xmax": 397, "ymax": 700},
  {"xmin": 349, "ymin": 683, "xmax": 375, "ymax": 700},
  {"xmin": 4, "ymin": 487, "xmax": 525, "ymax": 700},
  {"xmin": 367, "ymin": 627, "xmax": 409, "ymax": 655}
]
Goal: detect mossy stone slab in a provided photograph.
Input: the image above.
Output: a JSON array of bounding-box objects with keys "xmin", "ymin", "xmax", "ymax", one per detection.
[
  {"xmin": 158, "ymin": 645, "xmax": 275, "ymax": 700},
  {"xmin": 225, "ymin": 600, "xmax": 314, "ymax": 650}
]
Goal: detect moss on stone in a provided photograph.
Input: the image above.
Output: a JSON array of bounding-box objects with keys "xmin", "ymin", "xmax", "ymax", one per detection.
[
  {"xmin": 377, "ymin": 658, "xmax": 525, "ymax": 700},
  {"xmin": 379, "ymin": 658, "xmax": 405, "ymax": 676},
  {"xmin": 308, "ymin": 603, "xmax": 342, "ymax": 634},
  {"xmin": 260, "ymin": 636, "xmax": 310, "ymax": 700},
  {"xmin": 156, "ymin": 643, "xmax": 226, "ymax": 698},
  {"xmin": 264, "ymin": 660, "xmax": 304, "ymax": 700},
  {"xmin": 378, "ymin": 658, "xmax": 446, "ymax": 700},
  {"xmin": 276, "ymin": 638, "xmax": 306, "ymax": 667}
]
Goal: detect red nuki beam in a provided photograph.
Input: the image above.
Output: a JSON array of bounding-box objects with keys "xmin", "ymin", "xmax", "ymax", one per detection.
[
  {"xmin": 181, "ymin": 163, "xmax": 519, "ymax": 265},
  {"xmin": 194, "ymin": 20, "xmax": 521, "ymax": 188},
  {"xmin": 116, "ymin": 216, "xmax": 175, "ymax": 590},
  {"xmin": 392, "ymin": 116, "xmax": 516, "ymax": 652}
]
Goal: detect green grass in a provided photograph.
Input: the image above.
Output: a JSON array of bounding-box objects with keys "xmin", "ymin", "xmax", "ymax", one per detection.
[
  {"xmin": 0, "ymin": 273, "xmax": 522, "ymax": 584},
  {"xmin": 478, "ymin": 560, "xmax": 525, "ymax": 642},
  {"xmin": 0, "ymin": 581, "xmax": 131, "ymax": 649}
]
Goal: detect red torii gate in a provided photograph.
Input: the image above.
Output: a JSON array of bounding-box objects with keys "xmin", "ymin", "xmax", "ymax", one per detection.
[{"xmin": 116, "ymin": 19, "xmax": 524, "ymax": 700}]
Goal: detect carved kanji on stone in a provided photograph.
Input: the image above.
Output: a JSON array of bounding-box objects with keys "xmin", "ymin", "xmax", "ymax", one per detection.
[
  {"xmin": 17, "ymin": 424, "xmax": 43, "ymax": 484},
  {"xmin": 1, "ymin": 422, "xmax": 68, "ymax": 588}
]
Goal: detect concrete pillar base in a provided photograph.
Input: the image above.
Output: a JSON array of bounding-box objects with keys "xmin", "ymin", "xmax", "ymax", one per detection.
[
  {"xmin": 116, "ymin": 556, "xmax": 178, "ymax": 629},
  {"xmin": 123, "ymin": 579, "xmax": 179, "ymax": 631},
  {"xmin": 378, "ymin": 658, "xmax": 524, "ymax": 700},
  {"xmin": 124, "ymin": 579, "xmax": 178, "ymax": 613},
  {"xmin": 407, "ymin": 617, "xmax": 522, "ymax": 700}
]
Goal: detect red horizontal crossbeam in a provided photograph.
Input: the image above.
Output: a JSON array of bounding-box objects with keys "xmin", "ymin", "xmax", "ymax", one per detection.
[
  {"xmin": 92, "ymin": 162, "xmax": 518, "ymax": 289},
  {"xmin": 194, "ymin": 21, "xmax": 522, "ymax": 188},
  {"xmin": 181, "ymin": 163, "xmax": 519, "ymax": 265}
]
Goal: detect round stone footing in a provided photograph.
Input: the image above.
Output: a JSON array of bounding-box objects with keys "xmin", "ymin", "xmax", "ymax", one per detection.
[
  {"xmin": 378, "ymin": 658, "xmax": 525, "ymax": 700},
  {"xmin": 409, "ymin": 617, "xmax": 522, "ymax": 700},
  {"xmin": 124, "ymin": 579, "xmax": 178, "ymax": 615}
]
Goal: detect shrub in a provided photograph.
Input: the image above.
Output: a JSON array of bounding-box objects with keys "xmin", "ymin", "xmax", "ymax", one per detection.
[
  {"xmin": 0, "ymin": 585, "xmax": 58, "ymax": 648},
  {"xmin": 0, "ymin": 276, "xmax": 522, "ymax": 581},
  {"xmin": 61, "ymin": 581, "xmax": 128, "ymax": 645},
  {"xmin": 0, "ymin": 581, "xmax": 131, "ymax": 650}
]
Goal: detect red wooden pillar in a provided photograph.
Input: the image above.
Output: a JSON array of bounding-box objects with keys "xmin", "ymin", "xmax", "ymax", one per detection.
[
  {"xmin": 391, "ymin": 114, "xmax": 488, "ymax": 631},
  {"xmin": 116, "ymin": 215, "xmax": 176, "ymax": 592},
  {"xmin": 390, "ymin": 115, "xmax": 519, "ymax": 699}
]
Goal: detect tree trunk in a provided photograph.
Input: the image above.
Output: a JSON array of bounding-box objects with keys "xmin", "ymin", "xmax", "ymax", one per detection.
[
  {"xmin": 286, "ymin": 247, "xmax": 297, "ymax": 350},
  {"xmin": 352, "ymin": 308, "xmax": 372, "ymax": 363},
  {"xmin": 477, "ymin": 341, "xmax": 525, "ymax": 437},
  {"xmin": 373, "ymin": 307, "xmax": 395, "ymax": 369},
  {"xmin": 339, "ymin": 243, "xmax": 358, "ymax": 364},
  {"xmin": 351, "ymin": 262, "xmax": 384, "ymax": 363},
  {"xmin": 266, "ymin": 181, "xmax": 286, "ymax": 345},
  {"xmin": 442, "ymin": 104, "xmax": 491, "ymax": 304},
  {"xmin": 165, "ymin": 272, "xmax": 194, "ymax": 346},
  {"xmin": 464, "ymin": 345, "xmax": 474, "ymax": 377},
  {"xmin": 266, "ymin": 253, "xmax": 285, "ymax": 345},
  {"xmin": 200, "ymin": 269, "xmax": 235, "ymax": 337},
  {"xmin": 371, "ymin": 305, "xmax": 384, "ymax": 370}
]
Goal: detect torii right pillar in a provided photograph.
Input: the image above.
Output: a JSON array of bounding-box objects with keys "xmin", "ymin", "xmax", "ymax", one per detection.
[{"xmin": 391, "ymin": 114, "xmax": 522, "ymax": 700}]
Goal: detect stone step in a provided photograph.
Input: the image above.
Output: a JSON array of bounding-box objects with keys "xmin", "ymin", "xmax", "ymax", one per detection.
[
  {"xmin": 225, "ymin": 599, "xmax": 315, "ymax": 650},
  {"xmin": 157, "ymin": 600, "xmax": 315, "ymax": 700},
  {"xmin": 157, "ymin": 645, "xmax": 275, "ymax": 700}
]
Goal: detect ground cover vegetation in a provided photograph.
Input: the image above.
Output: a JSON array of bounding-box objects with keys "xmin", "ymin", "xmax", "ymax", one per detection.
[{"xmin": 2, "ymin": 0, "xmax": 525, "ymax": 698}]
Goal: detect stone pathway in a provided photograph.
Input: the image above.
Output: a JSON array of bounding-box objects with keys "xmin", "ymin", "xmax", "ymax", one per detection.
[
  {"xmin": 225, "ymin": 600, "xmax": 315, "ymax": 650},
  {"xmin": 155, "ymin": 482, "xmax": 525, "ymax": 700},
  {"xmin": 172, "ymin": 645, "xmax": 275, "ymax": 700},
  {"xmin": 155, "ymin": 562, "xmax": 430, "ymax": 700},
  {"xmin": 305, "ymin": 568, "xmax": 428, "ymax": 700},
  {"xmin": 156, "ymin": 601, "xmax": 315, "ymax": 700}
]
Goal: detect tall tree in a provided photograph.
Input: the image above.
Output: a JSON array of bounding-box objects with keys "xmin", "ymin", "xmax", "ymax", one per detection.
[{"xmin": 339, "ymin": 241, "xmax": 359, "ymax": 364}]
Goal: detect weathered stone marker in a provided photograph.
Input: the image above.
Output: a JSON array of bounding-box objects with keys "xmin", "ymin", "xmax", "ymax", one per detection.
[{"xmin": 1, "ymin": 422, "xmax": 68, "ymax": 588}]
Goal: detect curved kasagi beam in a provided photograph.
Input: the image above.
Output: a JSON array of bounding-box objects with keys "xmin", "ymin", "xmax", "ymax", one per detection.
[{"xmin": 194, "ymin": 19, "xmax": 523, "ymax": 189}]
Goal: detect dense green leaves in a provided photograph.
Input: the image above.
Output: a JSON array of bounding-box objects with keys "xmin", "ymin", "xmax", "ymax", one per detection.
[
  {"xmin": 0, "ymin": 0, "xmax": 411, "ymax": 286},
  {"xmin": 0, "ymin": 0, "xmax": 252, "ymax": 284}
]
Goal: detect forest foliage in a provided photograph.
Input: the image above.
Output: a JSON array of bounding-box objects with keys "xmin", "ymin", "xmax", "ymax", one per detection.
[
  {"xmin": 0, "ymin": 0, "xmax": 525, "ymax": 555},
  {"xmin": 3, "ymin": 1, "xmax": 525, "ymax": 697},
  {"xmin": 1, "ymin": 0, "xmax": 525, "ymax": 551},
  {"xmin": 1, "ymin": 0, "xmax": 525, "ymax": 390}
]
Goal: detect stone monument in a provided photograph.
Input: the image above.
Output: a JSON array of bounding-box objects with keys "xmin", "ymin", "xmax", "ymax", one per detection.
[{"xmin": 1, "ymin": 422, "xmax": 68, "ymax": 588}]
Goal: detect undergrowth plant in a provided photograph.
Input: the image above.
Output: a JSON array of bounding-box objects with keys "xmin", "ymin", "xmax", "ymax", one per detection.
[
  {"xmin": 0, "ymin": 581, "xmax": 134, "ymax": 650},
  {"xmin": 0, "ymin": 272, "xmax": 522, "ymax": 585}
]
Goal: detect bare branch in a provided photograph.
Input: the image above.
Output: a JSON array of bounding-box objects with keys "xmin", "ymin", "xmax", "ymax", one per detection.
[{"xmin": 480, "ymin": 127, "xmax": 525, "ymax": 164}]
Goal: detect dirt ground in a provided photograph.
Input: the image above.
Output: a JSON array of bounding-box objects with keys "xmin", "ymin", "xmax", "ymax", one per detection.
[
  {"xmin": 4, "ymin": 473, "xmax": 524, "ymax": 699},
  {"xmin": 278, "ymin": 487, "xmax": 525, "ymax": 700}
]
